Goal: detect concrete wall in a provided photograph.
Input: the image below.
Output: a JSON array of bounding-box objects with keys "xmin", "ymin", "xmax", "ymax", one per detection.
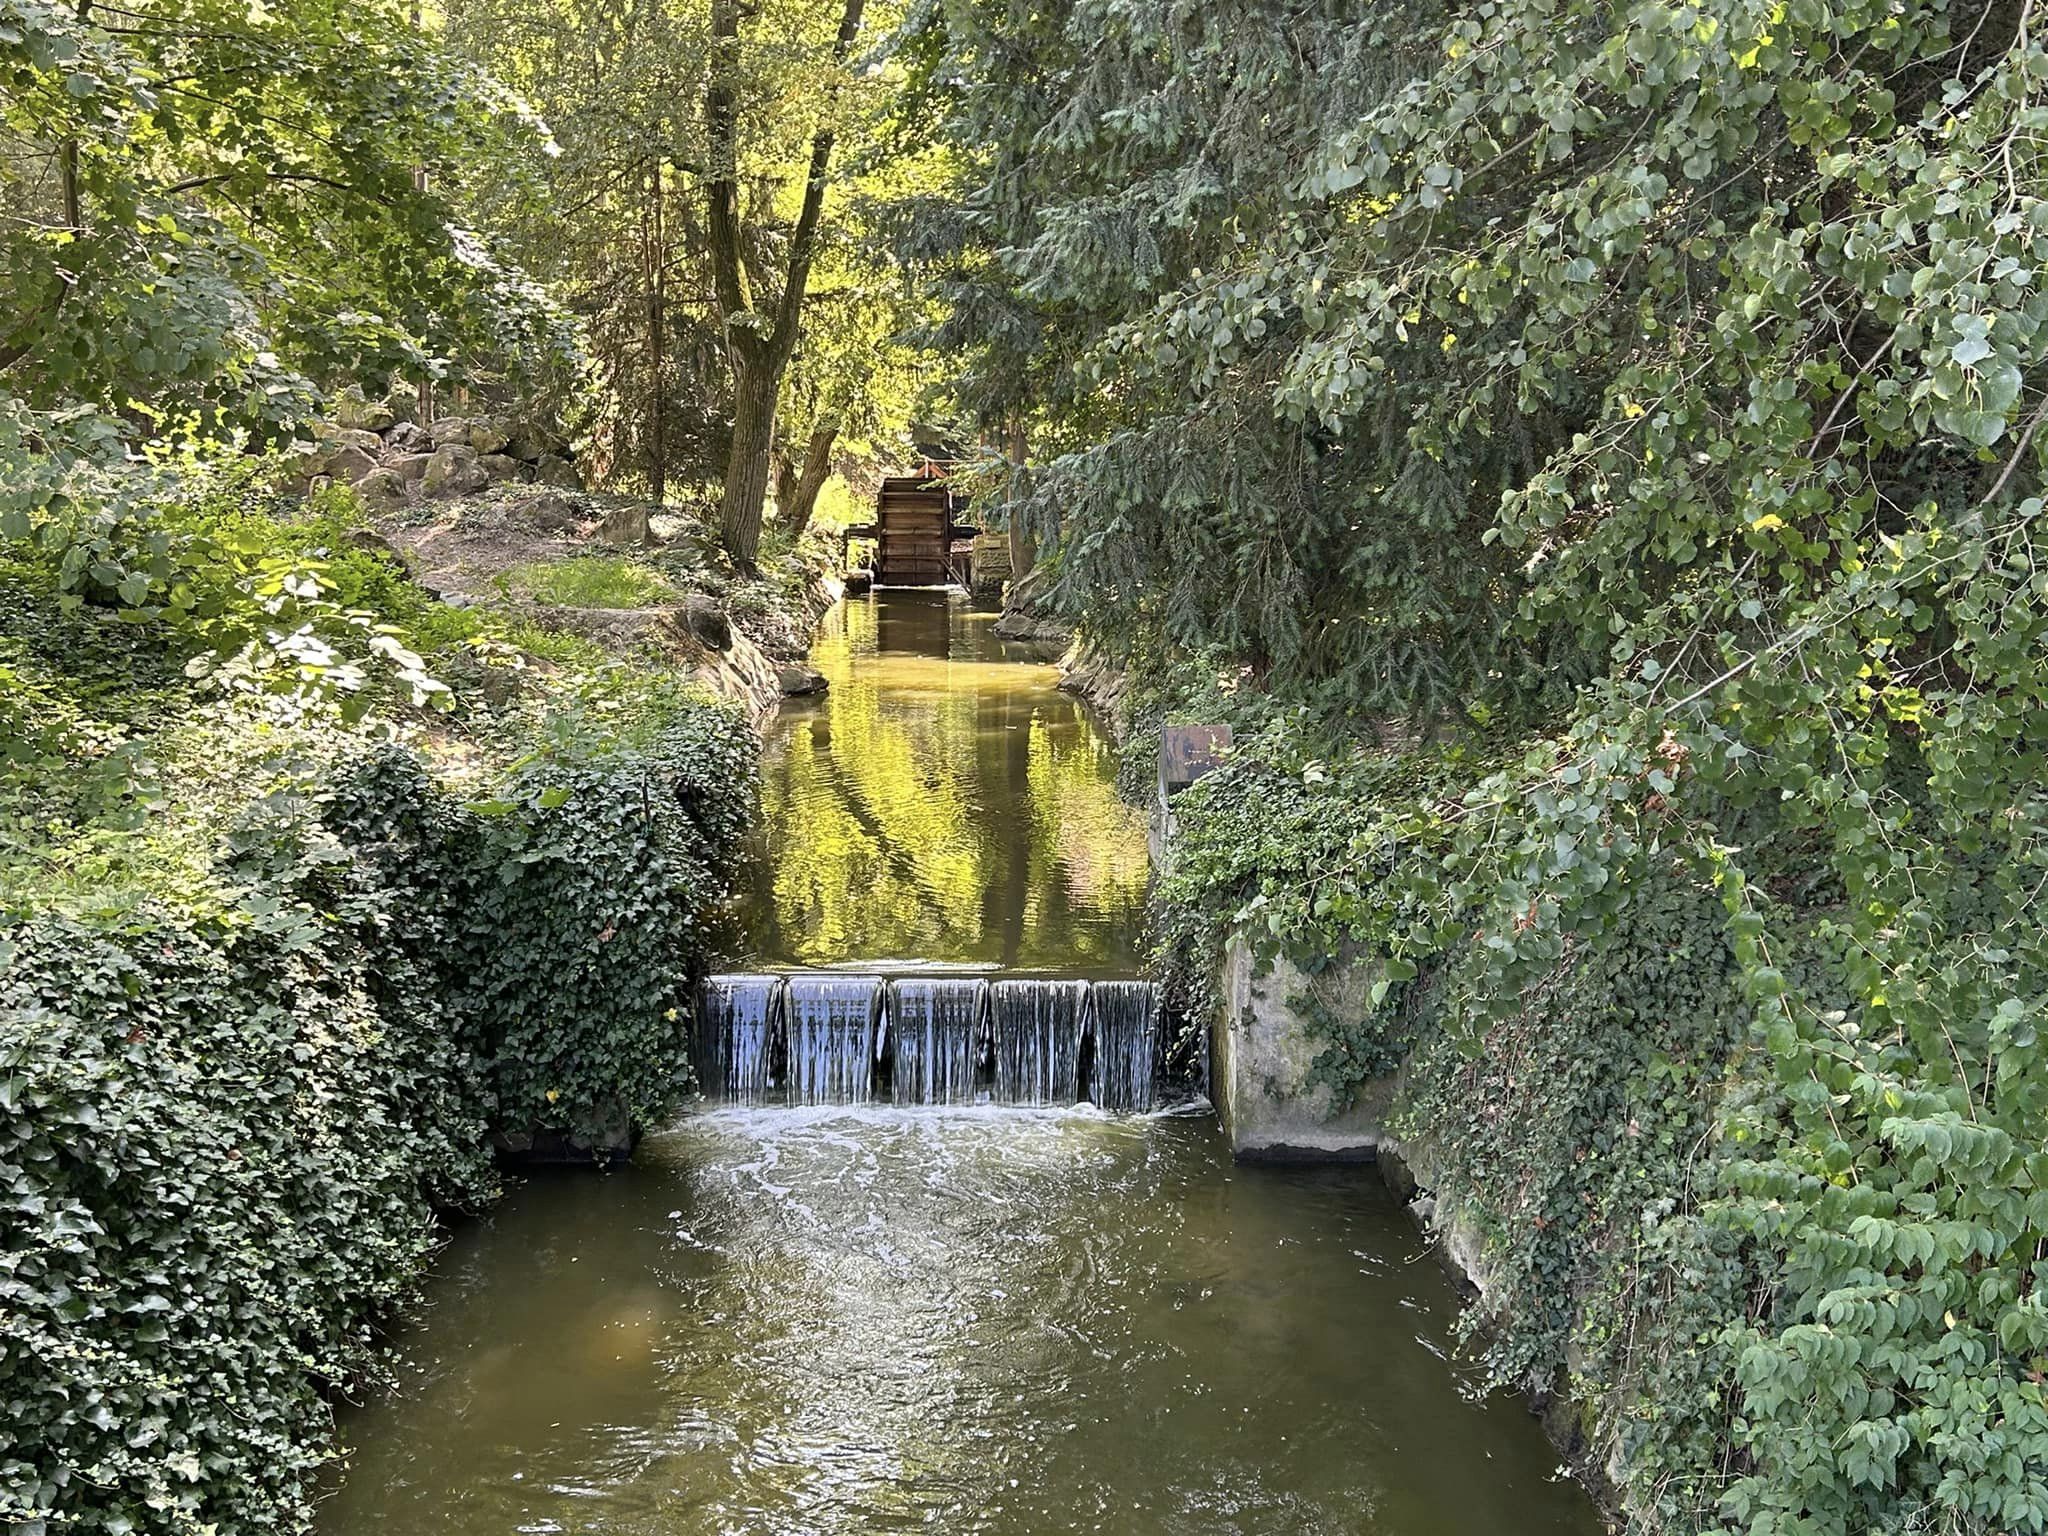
[{"xmin": 1211, "ymin": 940, "xmax": 1394, "ymax": 1160}]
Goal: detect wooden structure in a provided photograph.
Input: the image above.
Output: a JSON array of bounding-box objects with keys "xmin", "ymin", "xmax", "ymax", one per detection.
[{"xmin": 846, "ymin": 468, "xmax": 979, "ymax": 587}]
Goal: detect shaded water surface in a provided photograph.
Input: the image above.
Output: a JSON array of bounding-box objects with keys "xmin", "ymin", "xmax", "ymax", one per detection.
[
  {"xmin": 322, "ymin": 1110, "xmax": 1599, "ymax": 1536},
  {"xmin": 743, "ymin": 590, "xmax": 1149, "ymax": 974}
]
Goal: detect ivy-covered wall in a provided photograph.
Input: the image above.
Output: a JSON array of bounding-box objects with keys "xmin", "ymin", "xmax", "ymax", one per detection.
[
  {"xmin": 1156, "ymin": 730, "xmax": 2048, "ymax": 1536},
  {"xmin": 1, "ymin": 692, "xmax": 756, "ymax": 1534}
]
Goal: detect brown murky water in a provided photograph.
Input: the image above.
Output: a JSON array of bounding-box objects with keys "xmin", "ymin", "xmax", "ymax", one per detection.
[{"xmin": 320, "ymin": 1109, "xmax": 1600, "ymax": 1536}]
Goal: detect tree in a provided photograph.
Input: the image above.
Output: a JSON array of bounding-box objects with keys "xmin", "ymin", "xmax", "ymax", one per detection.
[
  {"xmin": 0, "ymin": 0, "xmax": 566, "ymax": 439},
  {"xmin": 705, "ymin": 0, "xmax": 866, "ymax": 567},
  {"xmin": 915, "ymin": 0, "xmax": 2048, "ymax": 1531}
]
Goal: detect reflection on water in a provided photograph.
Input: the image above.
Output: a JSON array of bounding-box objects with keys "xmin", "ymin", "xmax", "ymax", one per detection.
[
  {"xmin": 320, "ymin": 1111, "xmax": 1601, "ymax": 1536},
  {"xmin": 743, "ymin": 590, "xmax": 1150, "ymax": 975}
]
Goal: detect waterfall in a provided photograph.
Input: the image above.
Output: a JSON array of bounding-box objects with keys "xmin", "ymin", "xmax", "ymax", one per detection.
[
  {"xmin": 989, "ymin": 979, "xmax": 1091, "ymax": 1106},
  {"xmin": 887, "ymin": 978, "xmax": 986, "ymax": 1106},
  {"xmin": 696, "ymin": 974, "xmax": 783, "ymax": 1100},
  {"xmin": 785, "ymin": 975, "xmax": 883, "ymax": 1105},
  {"xmin": 693, "ymin": 974, "xmax": 1163, "ymax": 1110},
  {"xmin": 1087, "ymin": 980, "xmax": 1157, "ymax": 1112}
]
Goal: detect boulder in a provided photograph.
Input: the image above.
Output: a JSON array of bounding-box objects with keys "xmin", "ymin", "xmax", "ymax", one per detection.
[
  {"xmin": 683, "ymin": 593, "xmax": 732, "ymax": 652},
  {"xmin": 508, "ymin": 492, "xmax": 580, "ymax": 533},
  {"xmin": 422, "ymin": 443, "xmax": 487, "ymax": 496},
  {"xmin": 595, "ymin": 504, "xmax": 651, "ymax": 546},
  {"xmin": 384, "ymin": 420, "xmax": 427, "ymax": 453},
  {"xmin": 466, "ymin": 417, "xmax": 512, "ymax": 455},
  {"xmin": 532, "ymin": 453, "xmax": 581, "ymax": 489},
  {"xmin": 776, "ymin": 663, "xmax": 829, "ymax": 697},
  {"xmin": 843, "ymin": 568, "xmax": 873, "ymax": 595},
  {"xmin": 333, "ymin": 389, "xmax": 396, "ymax": 433},
  {"xmin": 427, "ymin": 416, "xmax": 474, "ymax": 448},
  {"xmin": 506, "ymin": 420, "xmax": 567, "ymax": 461},
  {"xmin": 478, "ymin": 452, "xmax": 531, "ymax": 485},
  {"xmin": 386, "ymin": 452, "xmax": 434, "ymax": 483},
  {"xmin": 345, "ymin": 525, "xmax": 407, "ymax": 562},
  {"xmin": 331, "ymin": 391, "xmax": 395, "ymax": 434},
  {"xmin": 322, "ymin": 445, "xmax": 378, "ymax": 484},
  {"xmin": 353, "ymin": 470, "xmax": 410, "ymax": 514},
  {"xmin": 992, "ymin": 607, "xmax": 1073, "ymax": 644},
  {"xmin": 334, "ymin": 427, "xmax": 383, "ymax": 456}
]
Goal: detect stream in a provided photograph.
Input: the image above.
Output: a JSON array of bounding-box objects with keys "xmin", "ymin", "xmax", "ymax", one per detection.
[{"xmin": 318, "ymin": 591, "xmax": 1605, "ymax": 1536}]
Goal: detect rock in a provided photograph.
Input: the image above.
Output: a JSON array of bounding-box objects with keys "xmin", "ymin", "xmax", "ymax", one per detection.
[
  {"xmin": 477, "ymin": 452, "xmax": 531, "ymax": 485},
  {"xmin": 422, "ymin": 443, "xmax": 487, "ymax": 496},
  {"xmin": 532, "ymin": 453, "xmax": 581, "ymax": 489},
  {"xmin": 992, "ymin": 607, "xmax": 1072, "ymax": 643},
  {"xmin": 843, "ymin": 568, "xmax": 873, "ymax": 595},
  {"xmin": 776, "ymin": 663, "xmax": 829, "ymax": 696},
  {"xmin": 384, "ymin": 420, "xmax": 427, "ymax": 453},
  {"xmin": 323, "ymin": 445, "xmax": 378, "ymax": 483},
  {"xmin": 334, "ymin": 427, "xmax": 383, "ymax": 456},
  {"xmin": 386, "ymin": 452, "xmax": 434, "ymax": 483},
  {"xmin": 509, "ymin": 492, "xmax": 580, "ymax": 533},
  {"xmin": 352, "ymin": 470, "xmax": 410, "ymax": 514},
  {"xmin": 683, "ymin": 592, "xmax": 732, "ymax": 652},
  {"xmin": 595, "ymin": 504, "xmax": 651, "ymax": 546},
  {"xmin": 345, "ymin": 525, "xmax": 406, "ymax": 562},
  {"xmin": 506, "ymin": 420, "xmax": 567, "ymax": 461},
  {"xmin": 467, "ymin": 418, "xmax": 511, "ymax": 456},
  {"xmin": 333, "ymin": 389, "xmax": 395, "ymax": 433},
  {"xmin": 427, "ymin": 416, "xmax": 474, "ymax": 448}
]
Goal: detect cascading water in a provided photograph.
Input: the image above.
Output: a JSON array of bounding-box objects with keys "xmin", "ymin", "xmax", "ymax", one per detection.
[
  {"xmin": 784, "ymin": 975, "xmax": 883, "ymax": 1105},
  {"xmin": 696, "ymin": 974, "xmax": 783, "ymax": 1100},
  {"xmin": 989, "ymin": 979, "xmax": 1091, "ymax": 1106},
  {"xmin": 1086, "ymin": 979, "xmax": 1158, "ymax": 1113},
  {"xmin": 693, "ymin": 974, "xmax": 1165, "ymax": 1109},
  {"xmin": 887, "ymin": 978, "xmax": 986, "ymax": 1106}
]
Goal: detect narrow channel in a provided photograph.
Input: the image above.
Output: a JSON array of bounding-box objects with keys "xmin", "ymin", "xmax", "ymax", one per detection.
[{"xmin": 318, "ymin": 592, "xmax": 1604, "ymax": 1536}]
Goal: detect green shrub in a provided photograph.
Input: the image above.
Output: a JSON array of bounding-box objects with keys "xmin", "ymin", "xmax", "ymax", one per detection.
[
  {"xmin": 1, "ymin": 679, "xmax": 756, "ymax": 1534},
  {"xmin": 1161, "ymin": 732, "xmax": 2048, "ymax": 1534},
  {"xmin": 0, "ymin": 897, "xmax": 497, "ymax": 1534}
]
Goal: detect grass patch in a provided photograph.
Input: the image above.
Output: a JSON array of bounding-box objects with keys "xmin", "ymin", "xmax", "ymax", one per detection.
[{"xmin": 496, "ymin": 555, "xmax": 677, "ymax": 609}]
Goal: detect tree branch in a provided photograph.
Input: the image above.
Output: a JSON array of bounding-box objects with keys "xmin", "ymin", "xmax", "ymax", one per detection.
[{"xmin": 767, "ymin": 0, "xmax": 866, "ymax": 359}]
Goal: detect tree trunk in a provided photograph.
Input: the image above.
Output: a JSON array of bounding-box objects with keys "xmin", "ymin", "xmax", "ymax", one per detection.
[
  {"xmin": 780, "ymin": 421, "xmax": 837, "ymax": 538},
  {"xmin": 1004, "ymin": 418, "xmax": 1035, "ymax": 595},
  {"xmin": 774, "ymin": 450, "xmax": 798, "ymax": 516},
  {"xmin": 644, "ymin": 154, "xmax": 667, "ymax": 513},
  {"xmin": 704, "ymin": 0, "xmax": 866, "ymax": 569},
  {"xmin": 721, "ymin": 348, "xmax": 777, "ymax": 569}
]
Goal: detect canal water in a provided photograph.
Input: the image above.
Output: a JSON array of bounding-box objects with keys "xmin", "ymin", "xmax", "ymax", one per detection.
[
  {"xmin": 317, "ymin": 592, "xmax": 1605, "ymax": 1536},
  {"xmin": 742, "ymin": 589, "xmax": 1150, "ymax": 975}
]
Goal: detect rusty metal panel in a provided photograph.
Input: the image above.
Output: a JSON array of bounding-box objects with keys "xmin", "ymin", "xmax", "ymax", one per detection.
[{"xmin": 1158, "ymin": 725, "xmax": 1233, "ymax": 793}]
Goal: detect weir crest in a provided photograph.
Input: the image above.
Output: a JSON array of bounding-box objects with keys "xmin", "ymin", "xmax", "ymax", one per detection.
[{"xmin": 694, "ymin": 974, "xmax": 1160, "ymax": 1112}]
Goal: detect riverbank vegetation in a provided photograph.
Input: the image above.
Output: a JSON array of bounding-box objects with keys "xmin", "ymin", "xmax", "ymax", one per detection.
[
  {"xmin": 909, "ymin": 1, "xmax": 2048, "ymax": 1533},
  {"xmin": 8, "ymin": 0, "xmax": 2048, "ymax": 1530}
]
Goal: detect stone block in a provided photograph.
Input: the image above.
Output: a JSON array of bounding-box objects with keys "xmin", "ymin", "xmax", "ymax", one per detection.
[
  {"xmin": 423, "ymin": 443, "xmax": 487, "ymax": 496},
  {"xmin": 532, "ymin": 453, "xmax": 581, "ymax": 489},
  {"xmin": 353, "ymin": 470, "xmax": 409, "ymax": 514},
  {"xmin": 1211, "ymin": 939, "xmax": 1391, "ymax": 1160},
  {"xmin": 477, "ymin": 452, "xmax": 531, "ymax": 484}
]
